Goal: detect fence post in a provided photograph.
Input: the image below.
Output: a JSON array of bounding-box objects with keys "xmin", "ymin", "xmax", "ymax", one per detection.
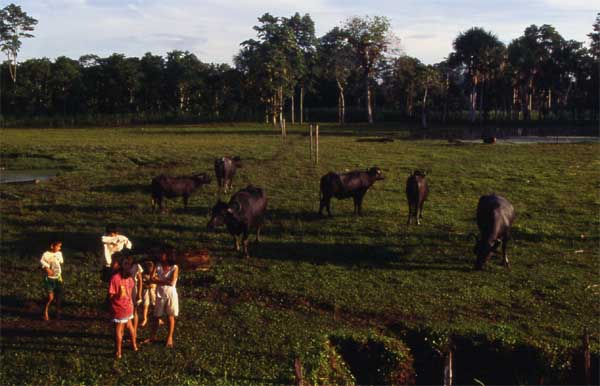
[
  {"xmin": 309, "ymin": 124, "xmax": 313, "ymax": 160},
  {"xmin": 315, "ymin": 124, "xmax": 319, "ymax": 164}
]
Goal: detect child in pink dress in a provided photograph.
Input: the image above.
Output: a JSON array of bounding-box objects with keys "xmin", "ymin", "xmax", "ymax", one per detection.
[{"xmin": 108, "ymin": 253, "xmax": 138, "ymax": 359}]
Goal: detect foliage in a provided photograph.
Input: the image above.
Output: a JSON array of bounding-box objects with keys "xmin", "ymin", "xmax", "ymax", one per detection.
[{"xmin": 0, "ymin": 3, "xmax": 37, "ymax": 82}]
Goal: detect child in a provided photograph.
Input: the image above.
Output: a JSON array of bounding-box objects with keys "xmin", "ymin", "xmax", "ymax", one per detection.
[
  {"xmin": 144, "ymin": 247, "xmax": 179, "ymax": 348},
  {"xmin": 140, "ymin": 259, "xmax": 157, "ymax": 328},
  {"xmin": 101, "ymin": 224, "xmax": 133, "ymax": 282},
  {"xmin": 108, "ymin": 252, "xmax": 138, "ymax": 359},
  {"xmin": 126, "ymin": 255, "xmax": 144, "ymax": 333},
  {"xmin": 40, "ymin": 240, "xmax": 64, "ymax": 321}
]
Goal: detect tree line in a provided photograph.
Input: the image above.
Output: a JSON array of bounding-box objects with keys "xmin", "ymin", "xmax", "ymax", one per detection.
[{"xmin": 1, "ymin": 8, "xmax": 598, "ymax": 127}]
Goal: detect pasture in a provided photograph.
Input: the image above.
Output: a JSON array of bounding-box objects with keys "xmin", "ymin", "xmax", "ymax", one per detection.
[{"xmin": 0, "ymin": 124, "xmax": 598, "ymax": 385}]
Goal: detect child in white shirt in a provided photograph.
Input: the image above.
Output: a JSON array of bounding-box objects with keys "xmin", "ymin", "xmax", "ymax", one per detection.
[
  {"xmin": 101, "ymin": 224, "xmax": 132, "ymax": 282},
  {"xmin": 40, "ymin": 240, "xmax": 64, "ymax": 321}
]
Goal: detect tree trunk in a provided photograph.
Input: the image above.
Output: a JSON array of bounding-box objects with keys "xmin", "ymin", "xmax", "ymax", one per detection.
[
  {"xmin": 469, "ymin": 76, "xmax": 478, "ymax": 123},
  {"xmin": 291, "ymin": 92, "xmax": 295, "ymax": 125},
  {"xmin": 366, "ymin": 81, "xmax": 373, "ymax": 124},
  {"xmin": 337, "ymin": 80, "xmax": 345, "ymax": 126},
  {"xmin": 300, "ymin": 86, "xmax": 304, "ymax": 124},
  {"xmin": 278, "ymin": 86, "xmax": 283, "ymax": 127},
  {"xmin": 479, "ymin": 80, "xmax": 485, "ymax": 122},
  {"xmin": 421, "ymin": 87, "xmax": 428, "ymax": 129}
]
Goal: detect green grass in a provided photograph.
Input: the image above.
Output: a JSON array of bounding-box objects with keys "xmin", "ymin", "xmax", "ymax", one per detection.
[{"xmin": 1, "ymin": 123, "xmax": 598, "ymax": 384}]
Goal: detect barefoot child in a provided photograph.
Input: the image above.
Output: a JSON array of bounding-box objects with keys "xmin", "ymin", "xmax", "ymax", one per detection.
[
  {"xmin": 40, "ymin": 240, "xmax": 64, "ymax": 321},
  {"xmin": 140, "ymin": 259, "xmax": 157, "ymax": 328},
  {"xmin": 108, "ymin": 253, "xmax": 138, "ymax": 359},
  {"xmin": 126, "ymin": 255, "xmax": 144, "ymax": 333},
  {"xmin": 145, "ymin": 247, "xmax": 179, "ymax": 347}
]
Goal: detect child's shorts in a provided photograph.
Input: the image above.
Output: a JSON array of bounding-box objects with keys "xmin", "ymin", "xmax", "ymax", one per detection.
[
  {"xmin": 112, "ymin": 314, "xmax": 134, "ymax": 324},
  {"xmin": 143, "ymin": 286, "xmax": 156, "ymax": 307},
  {"xmin": 154, "ymin": 292, "xmax": 179, "ymax": 317},
  {"xmin": 43, "ymin": 276, "xmax": 63, "ymax": 294}
]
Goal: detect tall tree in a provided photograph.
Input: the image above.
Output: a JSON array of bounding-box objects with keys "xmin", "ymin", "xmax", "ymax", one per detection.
[
  {"xmin": 320, "ymin": 27, "xmax": 353, "ymax": 125},
  {"xmin": 451, "ymin": 27, "xmax": 505, "ymax": 123},
  {"xmin": 589, "ymin": 13, "xmax": 600, "ymax": 60},
  {"xmin": 343, "ymin": 16, "xmax": 398, "ymax": 124},
  {"xmin": 0, "ymin": 4, "xmax": 37, "ymax": 83}
]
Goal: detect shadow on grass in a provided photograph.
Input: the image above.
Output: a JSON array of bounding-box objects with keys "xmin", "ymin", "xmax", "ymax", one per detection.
[
  {"xmin": 252, "ymin": 241, "xmax": 403, "ymax": 269},
  {"xmin": 90, "ymin": 183, "xmax": 150, "ymax": 194}
]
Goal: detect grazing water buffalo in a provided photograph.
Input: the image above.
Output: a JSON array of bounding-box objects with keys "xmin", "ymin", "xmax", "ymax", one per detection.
[
  {"xmin": 207, "ymin": 185, "xmax": 267, "ymax": 258},
  {"xmin": 473, "ymin": 194, "xmax": 515, "ymax": 270},
  {"xmin": 214, "ymin": 156, "xmax": 242, "ymax": 193},
  {"xmin": 406, "ymin": 170, "xmax": 429, "ymax": 225},
  {"xmin": 319, "ymin": 167, "xmax": 384, "ymax": 216},
  {"xmin": 151, "ymin": 173, "xmax": 211, "ymax": 211}
]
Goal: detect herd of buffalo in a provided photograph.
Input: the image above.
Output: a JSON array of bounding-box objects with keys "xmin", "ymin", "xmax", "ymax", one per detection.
[{"xmin": 150, "ymin": 156, "xmax": 515, "ymax": 269}]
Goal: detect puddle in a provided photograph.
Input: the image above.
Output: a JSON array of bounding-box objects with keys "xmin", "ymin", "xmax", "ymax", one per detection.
[{"xmin": 0, "ymin": 169, "xmax": 59, "ymax": 184}]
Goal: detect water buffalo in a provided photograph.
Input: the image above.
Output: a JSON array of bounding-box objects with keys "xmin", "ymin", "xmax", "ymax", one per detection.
[
  {"xmin": 151, "ymin": 173, "xmax": 211, "ymax": 211},
  {"xmin": 214, "ymin": 156, "xmax": 242, "ymax": 193},
  {"xmin": 319, "ymin": 167, "xmax": 384, "ymax": 216},
  {"xmin": 406, "ymin": 170, "xmax": 429, "ymax": 225},
  {"xmin": 473, "ymin": 194, "xmax": 515, "ymax": 270},
  {"xmin": 207, "ymin": 185, "xmax": 267, "ymax": 258}
]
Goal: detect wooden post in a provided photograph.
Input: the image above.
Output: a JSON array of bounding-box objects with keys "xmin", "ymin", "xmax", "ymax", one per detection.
[
  {"xmin": 443, "ymin": 349, "xmax": 453, "ymax": 386},
  {"xmin": 281, "ymin": 117, "xmax": 286, "ymax": 139},
  {"xmin": 315, "ymin": 124, "xmax": 319, "ymax": 164},
  {"xmin": 309, "ymin": 124, "xmax": 313, "ymax": 160}
]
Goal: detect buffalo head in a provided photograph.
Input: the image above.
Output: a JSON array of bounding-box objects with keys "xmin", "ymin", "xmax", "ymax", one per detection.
[
  {"xmin": 368, "ymin": 167, "xmax": 385, "ymax": 180},
  {"xmin": 473, "ymin": 236, "xmax": 501, "ymax": 270},
  {"xmin": 193, "ymin": 173, "xmax": 212, "ymax": 185},
  {"xmin": 207, "ymin": 201, "xmax": 229, "ymax": 230}
]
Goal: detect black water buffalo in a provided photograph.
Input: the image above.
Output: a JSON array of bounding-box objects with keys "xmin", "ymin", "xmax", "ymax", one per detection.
[
  {"xmin": 214, "ymin": 156, "xmax": 242, "ymax": 193},
  {"xmin": 319, "ymin": 167, "xmax": 384, "ymax": 216},
  {"xmin": 207, "ymin": 185, "xmax": 267, "ymax": 258},
  {"xmin": 151, "ymin": 173, "xmax": 211, "ymax": 211},
  {"xmin": 473, "ymin": 194, "xmax": 515, "ymax": 270},
  {"xmin": 406, "ymin": 170, "xmax": 429, "ymax": 225}
]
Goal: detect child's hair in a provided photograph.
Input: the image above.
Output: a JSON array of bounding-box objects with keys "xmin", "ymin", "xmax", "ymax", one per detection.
[
  {"xmin": 105, "ymin": 224, "xmax": 118, "ymax": 234},
  {"xmin": 142, "ymin": 259, "xmax": 155, "ymax": 274},
  {"xmin": 159, "ymin": 245, "xmax": 176, "ymax": 265},
  {"xmin": 49, "ymin": 239, "xmax": 62, "ymax": 247}
]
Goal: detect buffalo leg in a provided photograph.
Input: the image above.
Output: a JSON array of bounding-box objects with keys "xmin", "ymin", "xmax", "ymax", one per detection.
[
  {"xmin": 233, "ymin": 236, "xmax": 240, "ymax": 252},
  {"xmin": 354, "ymin": 194, "xmax": 364, "ymax": 216},
  {"xmin": 502, "ymin": 237, "xmax": 510, "ymax": 269},
  {"xmin": 418, "ymin": 201, "xmax": 425, "ymax": 224},
  {"xmin": 256, "ymin": 226, "xmax": 261, "ymax": 242},
  {"xmin": 407, "ymin": 203, "xmax": 413, "ymax": 225},
  {"xmin": 319, "ymin": 196, "xmax": 332, "ymax": 217},
  {"xmin": 242, "ymin": 230, "xmax": 249, "ymax": 258},
  {"xmin": 183, "ymin": 195, "xmax": 189, "ymax": 209}
]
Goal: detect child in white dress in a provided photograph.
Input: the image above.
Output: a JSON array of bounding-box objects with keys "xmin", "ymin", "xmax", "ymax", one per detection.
[{"xmin": 144, "ymin": 247, "xmax": 179, "ymax": 348}]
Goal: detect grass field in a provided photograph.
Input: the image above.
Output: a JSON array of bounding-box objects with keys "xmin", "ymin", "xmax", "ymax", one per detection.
[{"xmin": 1, "ymin": 123, "xmax": 598, "ymax": 385}]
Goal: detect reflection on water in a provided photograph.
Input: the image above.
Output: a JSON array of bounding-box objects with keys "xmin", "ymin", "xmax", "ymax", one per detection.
[{"xmin": 0, "ymin": 169, "xmax": 59, "ymax": 184}]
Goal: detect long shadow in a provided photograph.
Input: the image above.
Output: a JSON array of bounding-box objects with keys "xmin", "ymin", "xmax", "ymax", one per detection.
[
  {"xmin": 1, "ymin": 230, "xmax": 101, "ymax": 258},
  {"xmin": 1, "ymin": 327, "xmax": 110, "ymax": 339},
  {"xmin": 252, "ymin": 241, "xmax": 403, "ymax": 269},
  {"xmin": 2, "ymin": 344, "xmax": 113, "ymax": 358},
  {"xmin": 23, "ymin": 204, "xmax": 139, "ymax": 214},
  {"xmin": 139, "ymin": 130, "xmax": 277, "ymax": 136},
  {"xmin": 90, "ymin": 183, "xmax": 150, "ymax": 194}
]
